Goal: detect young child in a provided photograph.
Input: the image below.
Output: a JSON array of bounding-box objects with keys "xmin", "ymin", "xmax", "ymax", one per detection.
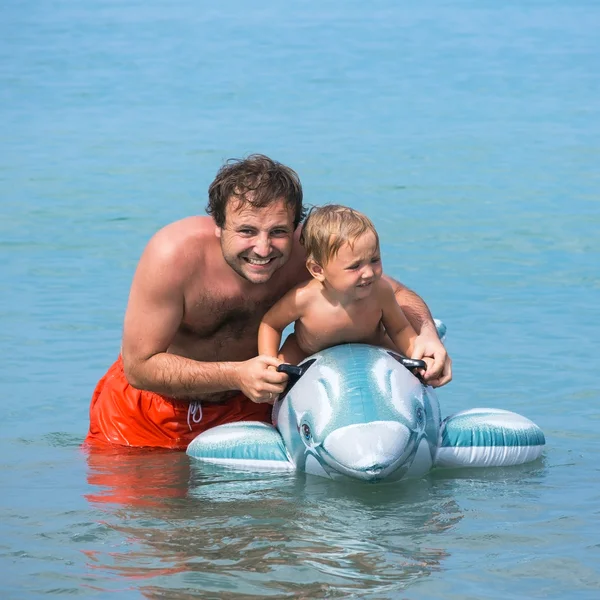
[{"xmin": 258, "ymin": 204, "xmax": 424, "ymax": 367}]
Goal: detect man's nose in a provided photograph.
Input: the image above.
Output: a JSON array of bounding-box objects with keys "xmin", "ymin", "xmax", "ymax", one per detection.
[{"xmin": 253, "ymin": 233, "xmax": 271, "ymax": 256}]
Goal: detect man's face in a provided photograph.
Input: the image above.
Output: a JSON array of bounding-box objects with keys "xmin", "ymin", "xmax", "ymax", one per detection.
[{"xmin": 216, "ymin": 198, "xmax": 296, "ymax": 284}]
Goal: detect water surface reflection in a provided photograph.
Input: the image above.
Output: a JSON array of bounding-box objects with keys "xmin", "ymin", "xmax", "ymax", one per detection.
[{"xmin": 84, "ymin": 448, "xmax": 464, "ymax": 598}]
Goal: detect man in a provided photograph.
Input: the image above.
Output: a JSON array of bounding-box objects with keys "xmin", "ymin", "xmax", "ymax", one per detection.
[{"xmin": 86, "ymin": 155, "xmax": 452, "ymax": 450}]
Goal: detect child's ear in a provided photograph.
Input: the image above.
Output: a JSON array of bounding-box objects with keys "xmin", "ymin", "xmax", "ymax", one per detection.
[{"xmin": 307, "ymin": 259, "xmax": 325, "ymax": 282}]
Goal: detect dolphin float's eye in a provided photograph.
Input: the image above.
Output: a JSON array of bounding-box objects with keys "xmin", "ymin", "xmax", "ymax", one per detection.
[
  {"xmin": 301, "ymin": 423, "xmax": 312, "ymax": 441},
  {"xmin": 416, "ymin": 406, "xmax": 424, "ymax": 424}
]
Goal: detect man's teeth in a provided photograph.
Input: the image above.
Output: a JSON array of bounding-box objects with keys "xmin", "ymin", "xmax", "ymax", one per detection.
[{"xmin": 246, "ymin": 257, "xmax": 271, "ymax": 265}]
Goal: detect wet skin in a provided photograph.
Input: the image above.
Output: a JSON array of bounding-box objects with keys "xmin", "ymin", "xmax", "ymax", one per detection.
[{"xmin": 122, "ymin": 199, "xmax": 308, "ymax": 402}]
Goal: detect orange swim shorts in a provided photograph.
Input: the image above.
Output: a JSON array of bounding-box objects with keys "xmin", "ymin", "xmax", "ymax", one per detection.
[{"xmin": 85, "ymin": 356, "xmax": 272, "ymax": 450}]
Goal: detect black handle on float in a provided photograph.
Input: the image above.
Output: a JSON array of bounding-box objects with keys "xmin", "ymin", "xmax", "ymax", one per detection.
[
  {"xmin": 276, "ymin": 363, "xmax": 304, "ymax": 381},
  {"xmin": 398, "ymin": 357, "xmax": 427, "ymax": 370},
  {"xmin": 276, "ymin": 359, "xmax": 317, "ymax": 400}
]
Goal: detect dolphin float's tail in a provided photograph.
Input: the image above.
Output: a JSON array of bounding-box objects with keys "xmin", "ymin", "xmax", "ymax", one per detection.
[{"xmin": 435, "ymin": 408, "xmax": 545, "ymax": 468}]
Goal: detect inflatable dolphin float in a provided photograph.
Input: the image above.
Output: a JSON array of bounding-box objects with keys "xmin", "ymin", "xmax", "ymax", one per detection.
[{"xmin": 187, "ymin": 325, "xmax": 544, "ymax": 482}]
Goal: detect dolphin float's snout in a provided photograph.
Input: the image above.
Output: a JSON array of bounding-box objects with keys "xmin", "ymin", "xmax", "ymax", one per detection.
[{"xmin": 321, "ymin": 421, "xmax": 413, "ymax": 481}]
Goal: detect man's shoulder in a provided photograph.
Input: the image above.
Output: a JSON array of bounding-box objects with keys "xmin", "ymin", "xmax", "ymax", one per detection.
[
  {"xmin": 140, "ymin": 216, "xmax": 217, "ymax": 273},
  {"xmin": 149, "ymin": 216, "xmax": 215, "ymax": 250},
  {"xmin": 155, "ymin": 215, "xmax": 215, "ymax": 240}
]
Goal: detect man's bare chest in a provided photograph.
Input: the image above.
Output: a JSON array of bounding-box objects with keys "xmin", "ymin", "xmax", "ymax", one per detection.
[{"xmin": 180, "ymin": 290, "xmax": 281, "ymax": 340}]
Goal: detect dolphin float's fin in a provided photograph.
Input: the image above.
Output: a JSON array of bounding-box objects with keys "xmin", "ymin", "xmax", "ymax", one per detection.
[
  {"xmin": 434, "ymin": 408, "xmax": 545, "ymax": 468},
  {"xmin": 186, "ymin": 422, "xmax": 294, "ymax": 471}
]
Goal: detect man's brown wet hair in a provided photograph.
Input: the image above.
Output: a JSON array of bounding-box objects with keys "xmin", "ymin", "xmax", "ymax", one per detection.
[
  {"xmin": 207, "ymin": 154, "xmax": 305, "ymax": 228},
  {"xmin": 300, "ymin": 204, "xmax": 380, "ymax": 266}
]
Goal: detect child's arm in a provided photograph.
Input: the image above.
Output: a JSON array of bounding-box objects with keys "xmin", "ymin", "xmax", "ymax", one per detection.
[
  {"xmin": 258, "ymin": 287, "xmax": 305, "ymax": 358},
  {"xmin": 378, "ymin": 279, "xmax": 419, "ymax": 357}
]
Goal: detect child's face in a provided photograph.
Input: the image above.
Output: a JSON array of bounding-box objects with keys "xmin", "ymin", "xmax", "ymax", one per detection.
[{"xmin": 320, "ymin": 231, "xmax": 382, "ymax": 298}]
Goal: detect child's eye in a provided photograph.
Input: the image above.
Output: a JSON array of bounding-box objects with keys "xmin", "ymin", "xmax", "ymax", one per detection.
[
  {"xmin": 347, "ymin": 263, "xmax": 360, "ymax": 270},
  {"xmin": 371, "ymin": 257, "xmax": 381, "ymax": 264}
]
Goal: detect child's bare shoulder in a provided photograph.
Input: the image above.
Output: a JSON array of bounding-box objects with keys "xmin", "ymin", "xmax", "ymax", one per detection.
[
  {"xmin": 373, "ymin": 277, "xmax": 397, "ymax": 308},
  {"xmin": 285, "ymin": 278, "xmax": 321, "ymax": 306},
  {"xmin": 375, "ymin": 277, "xmax": 395, "ymax": 295}
]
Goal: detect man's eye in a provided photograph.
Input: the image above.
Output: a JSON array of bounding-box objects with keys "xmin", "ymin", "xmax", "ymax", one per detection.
[
  {"xmin": 270, "ymin": 229, "xmax": 290, "ymax": 237},
  {"xmin": 239, "ymin": 229, "xmax": 255, "ymax": 236}
]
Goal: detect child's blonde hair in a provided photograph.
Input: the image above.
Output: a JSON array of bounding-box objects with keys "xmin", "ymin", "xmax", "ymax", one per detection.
[{"xmin": 300, "ymin": 204, "xmax": 379, "ymax": 265}]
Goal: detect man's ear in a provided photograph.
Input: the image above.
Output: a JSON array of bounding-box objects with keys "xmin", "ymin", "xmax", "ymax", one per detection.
[
  {"xmin": 307, "ymin": 259, "xmax": 325, "ymax": 282},
  {"xmin": 215, "ymin": 226, "xmax": 222, "ymax": 239}
]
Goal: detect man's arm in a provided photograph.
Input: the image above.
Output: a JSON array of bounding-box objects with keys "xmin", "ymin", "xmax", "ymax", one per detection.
[
  {"xmin": 121, "ymin": 234, "xmax": 287, "ymax": 403},
  {"xmin": 382, "ymin": 275, "xmax": 452, "ymax": 387}
]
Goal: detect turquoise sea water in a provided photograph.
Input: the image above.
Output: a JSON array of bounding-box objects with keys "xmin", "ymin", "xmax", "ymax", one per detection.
[{"xmin": 1, "ymin": 0, "xmax": 599, "ymax": 598}]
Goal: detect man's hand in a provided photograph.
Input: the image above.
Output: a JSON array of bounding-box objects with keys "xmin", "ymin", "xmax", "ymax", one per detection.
[
  {"xmin": 411, "ymin": 335, "xmax": 452, "ymax": 388},
  {"xmin": 236, "ymin": 355, "xmax": 289, "ymax": 404}
]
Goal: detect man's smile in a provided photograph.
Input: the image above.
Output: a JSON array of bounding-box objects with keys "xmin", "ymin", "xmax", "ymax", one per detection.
[{"xmin": 244, "ymin": 256, "xmax": 277, "ymax": 266}]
